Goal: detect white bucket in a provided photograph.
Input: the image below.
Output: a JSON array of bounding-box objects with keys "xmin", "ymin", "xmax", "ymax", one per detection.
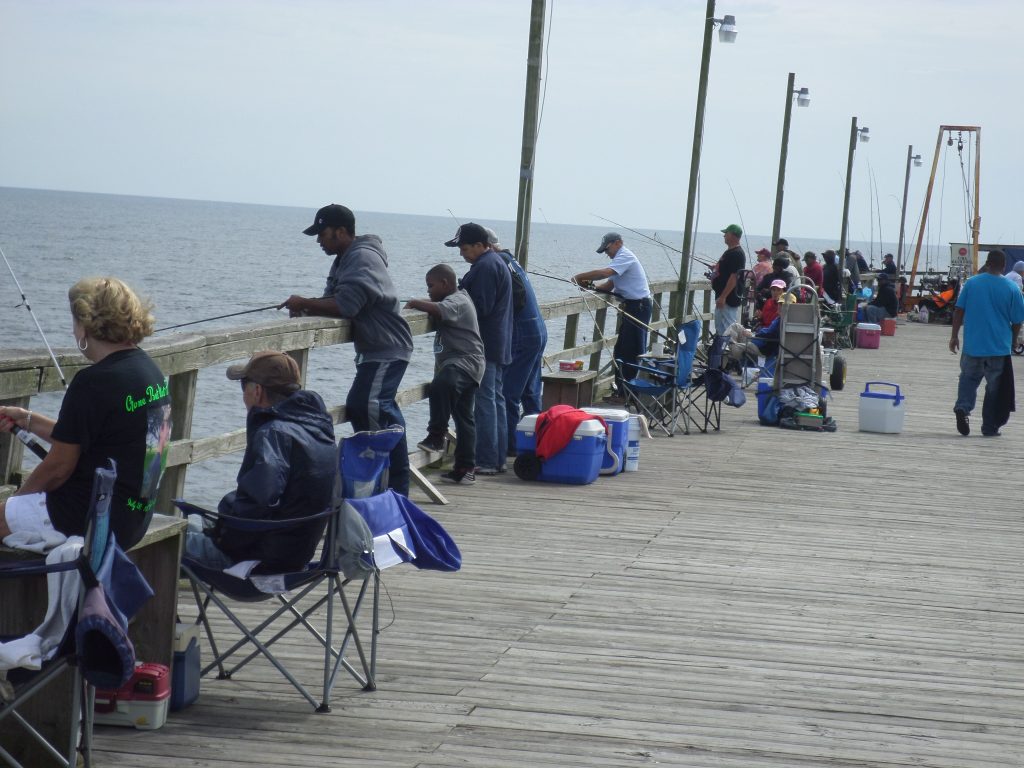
[
  {"xmin": 624, "ymin": 415, "xmax": 641, "ymax": 471},
  {"xmin": 858, "ymin": 381, "xmax": 906, "ymax": 433}
]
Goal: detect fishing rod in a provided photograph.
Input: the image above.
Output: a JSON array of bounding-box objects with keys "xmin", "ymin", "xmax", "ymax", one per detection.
[
  {"xmin": 591, "ymin": 213, "xmax": 715, "ymax": 270},
  {"xmin": 526, "ymin": 268, "xmax": 681, "ymax": 345},
  {"xmin": 154, "ymin": 305, "xmax": 280, "ymax": 333},
  {"xmin": 725, "ymin": 180, "xmax": 752, "ymax": 265},
  {"xmin": 0, "ymin": 245, "xmax": 61, "ymax": 459}
]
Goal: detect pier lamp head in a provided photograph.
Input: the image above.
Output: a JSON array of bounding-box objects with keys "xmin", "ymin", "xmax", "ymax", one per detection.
[
  {"xmin": 912, "ymin": 154, "xmax": 922, "ymax": 167},
  {"xmin": 796, "ymin": 87, "xmax": 810, "ymax": 107},
  {"xmin": 858, "ymin": 127, "xmax": 870, "ymax": 143},
  {"xmin": 716, "ymin": 14, "xmax": 737, "ymax": 43}
]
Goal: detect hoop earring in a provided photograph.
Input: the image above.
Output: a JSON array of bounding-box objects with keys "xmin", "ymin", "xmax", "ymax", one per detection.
[{"xmin": 77, "ymin": 336, "xmax": 89, "ymax": 352}]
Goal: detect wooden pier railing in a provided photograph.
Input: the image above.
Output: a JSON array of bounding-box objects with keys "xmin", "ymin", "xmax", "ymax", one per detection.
[{"xmin": 0, "ymin": 278, "xmax": 702, "ymax": 507}]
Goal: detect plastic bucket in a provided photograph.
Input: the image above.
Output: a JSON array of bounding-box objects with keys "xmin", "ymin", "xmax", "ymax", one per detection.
[{"xmin": 880, "ymin": 317, "xmax": 897, "ymax": 336}]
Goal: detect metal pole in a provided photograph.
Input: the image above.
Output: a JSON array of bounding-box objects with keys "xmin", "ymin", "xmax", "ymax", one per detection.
[
  {"xmin": 513, "ymin": 0, "xmax": 546, "ymax": 269},
  {"xmin": 676, "ymin": 0, "xmax": 716, "ymax": 323},
  {"xmin": 972, "ymin": 128, "xmax": 981, "ymax": 272},
  {"xmin": 896, "ymin": 144, "xmax": 913, "ymax": 275},
  {"xmin": 837, "ymin": 116, "xmax": 858, "ymax": 303},
  {"xmin": 771, "ymin": 72, "xmax": 796, "ymax": 246}
]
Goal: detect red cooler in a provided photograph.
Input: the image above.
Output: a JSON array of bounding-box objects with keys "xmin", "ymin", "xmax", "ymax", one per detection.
[{"xmin": 856, "ymin": 323, "xmax": 881, "ymax": 349}]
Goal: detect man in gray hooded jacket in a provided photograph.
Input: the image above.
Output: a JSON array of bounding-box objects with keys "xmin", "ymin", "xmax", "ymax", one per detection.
[{"xmin": 280, "ymin": 204, "xmax": 413, "ymax": 495}]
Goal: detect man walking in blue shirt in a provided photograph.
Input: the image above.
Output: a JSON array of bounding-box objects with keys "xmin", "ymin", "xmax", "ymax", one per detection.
[{"xmin": 950, "ymin": 250, "xmax": 1024, "ymax": 436}]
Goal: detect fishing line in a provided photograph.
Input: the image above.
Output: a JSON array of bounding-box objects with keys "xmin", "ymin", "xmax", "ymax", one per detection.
[
  {"xmin": 725, "ymin": 180, "xmax": 752, "ymax": 266},
  {"xmin": 0, "ymin": 244, "xmax": 62, "ymax": 459},
  {"xmin": 154, "ymin": 305, "xmax": 280, "ymax": 333}
]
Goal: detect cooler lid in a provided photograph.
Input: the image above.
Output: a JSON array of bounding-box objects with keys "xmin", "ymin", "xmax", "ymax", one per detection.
[
  {"xmin": 857, "ymin": 323, "xmax": 881, "ymax": 330},
  {"xmin": 580, "ymin": 407, "xmax": 630, "ymax": 422}
]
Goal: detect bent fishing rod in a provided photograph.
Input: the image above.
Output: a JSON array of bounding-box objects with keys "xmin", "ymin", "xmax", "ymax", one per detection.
[
  {"xmin": 154, "ymin": 305, "xmax": 280, "ymax": 333},
  {"xmin": 525, "ymin": 268, "xmax": 685, "ymax": 346},
  {"xmin": 0, "ymin": 245, "xmax": 62, "ymax": 459},
  {"xmin": 591, "ymin": 213, "xmax": 716, "ymax": 269}
]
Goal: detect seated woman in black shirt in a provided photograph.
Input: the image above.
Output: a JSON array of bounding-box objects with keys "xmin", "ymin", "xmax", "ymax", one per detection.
[{"xmin": 0, "ymin": 277, "xmax": 171, "ymax": 551}]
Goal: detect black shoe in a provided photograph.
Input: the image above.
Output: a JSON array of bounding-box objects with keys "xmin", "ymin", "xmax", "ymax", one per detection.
[
  {"xmin": 440, "ymin": 468, "xmax": 475, "ymax": 485},
  {"xmin": 417, "ymin": 433, "xmax": 446, "ymax": 452},
  {"xmin": 954, "ymin": 408, "xmax": 970, "ymax": 436},
  {"xmin": 981, "ymin": 428, "xmax": 1001, "ymax": 437}
]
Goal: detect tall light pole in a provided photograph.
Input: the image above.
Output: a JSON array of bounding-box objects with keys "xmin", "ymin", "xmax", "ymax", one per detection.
[
  {"xmin": 771, "ymin": 73, "xmax": 809, "ymax": 246},
  {"xmin": 896, "ymin": 144, "xmax": 922, "ymax": 275},
  {"xmin": 675, "ymin": 0, "xmax": 736, "ymax": 322},
  {"xmin": 837, "ymin": 117, "xmax": 869, "ymax": 301},
  {"xmin": 513, "ymin": 0, "xmax": 546, "ymax": 269}
]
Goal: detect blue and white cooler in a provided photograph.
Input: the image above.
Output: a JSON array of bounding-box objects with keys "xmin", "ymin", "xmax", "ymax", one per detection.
[
  {"xmin": 581, "ymin": 407, "xmax": 630, "ymax": 475},
  {"xmin": 515, "ymin": 414, "xmax": 607, "ymax": 485}
]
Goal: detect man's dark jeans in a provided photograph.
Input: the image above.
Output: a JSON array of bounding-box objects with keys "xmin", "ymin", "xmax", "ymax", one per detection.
[
  {"xmin": 347, "ymin": 359, "xmax": 410, "ymax": 495},
  {"xmin": 614, "ymin": 296, "xmax": 653, "ymax": 388}
]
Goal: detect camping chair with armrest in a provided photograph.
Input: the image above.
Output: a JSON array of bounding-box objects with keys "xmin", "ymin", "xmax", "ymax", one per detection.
[
  {"xmin": 618, "ymin": 318, "xmax": 701, "ymax": 436},
  {"xmin": 0, "ymin": 461, "xmax": 126, "ymax": 768},
  {"xmin": 178, "ymin": 427, "xmax": 404, "ymax": 713}
]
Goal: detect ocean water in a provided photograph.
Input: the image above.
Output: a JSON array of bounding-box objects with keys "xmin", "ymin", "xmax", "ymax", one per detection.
[{"xmin": 0, "ymin": 186, "xmax": 939, "ymax": 502}]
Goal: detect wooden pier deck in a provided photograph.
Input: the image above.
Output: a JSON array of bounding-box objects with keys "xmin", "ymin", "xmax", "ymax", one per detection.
[{"xmin": 92, "ymin": 321, "xmax": 1023, "ymax": 768}]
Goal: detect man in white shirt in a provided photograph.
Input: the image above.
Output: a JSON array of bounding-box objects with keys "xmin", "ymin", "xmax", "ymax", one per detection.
[{"xmin": 573, "ymin": 233, "xmax": 652, "ymax": 402}]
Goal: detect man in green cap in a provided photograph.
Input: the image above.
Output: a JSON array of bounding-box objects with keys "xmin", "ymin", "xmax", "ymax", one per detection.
[{"xmin": 712, "ymin": 224, "xmax": 747, "ymax": 333}]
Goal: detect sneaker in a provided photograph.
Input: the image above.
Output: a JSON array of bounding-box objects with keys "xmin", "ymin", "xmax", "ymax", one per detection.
[
  {"xmin": 475, "ymin": 466, "xmax": 507, "ymax": 476},
  {"xmin": 954, "ymin": 408, "xmax": 970, "ymax": 436},
  {"xmin": 440, "ymin": 468, "xmax": 475, "ymax": 485},
  {"xmin": 417, "ymin": 433, "xmax": 446, "ymax": 452}
]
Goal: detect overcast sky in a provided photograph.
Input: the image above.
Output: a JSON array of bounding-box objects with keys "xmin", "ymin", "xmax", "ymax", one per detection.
[{"xmin": 2, "ymin": 0, "xmax": 1021, "ymax": 247}]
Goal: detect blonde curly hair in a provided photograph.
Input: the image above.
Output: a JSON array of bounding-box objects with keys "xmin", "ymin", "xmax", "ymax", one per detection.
[{"xmin": 68, "ymin": 277, "xmax": 155, "ymax": 344}]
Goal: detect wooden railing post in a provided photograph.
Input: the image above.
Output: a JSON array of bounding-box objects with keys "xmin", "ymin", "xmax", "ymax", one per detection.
[
  {"xmin": 155, "ymin": 369, "xmax": 198, "ymax": 515},
  {"xmin": 287, "ymin": 348, "xmax": 310, "ymax": 388},
  {"xmin": 589, "ymin": 307, "xmax": 608, "ymax": 372},
  {"xmin": 563, "ymin": 312, "xmax": 579, "ymax": 350}
]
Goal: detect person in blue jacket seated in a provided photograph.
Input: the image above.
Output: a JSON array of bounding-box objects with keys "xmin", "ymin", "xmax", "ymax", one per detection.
[
  {"xmin": 863, "ymin": 273, "xmax": 899, "ymax": 323},
  {"xmin": 184, "ymin": 351, "xmax": 337, "ymax": 573}
]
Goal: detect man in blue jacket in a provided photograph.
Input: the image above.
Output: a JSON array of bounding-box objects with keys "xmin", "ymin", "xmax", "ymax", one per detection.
[
  {"xmin": 185, "ymin": 351, "xmax": 337, "ymax": 573},
  {"xmin": 485, "ymin": 228, "xmax": 548, "ymax": 457},
  {"xmin": 280, "ymin": 204, "xmax": 413, "ymax": 495},
  {"xmin": 447, "ymin": 223, "xmax": 512, "ymax": 474}
]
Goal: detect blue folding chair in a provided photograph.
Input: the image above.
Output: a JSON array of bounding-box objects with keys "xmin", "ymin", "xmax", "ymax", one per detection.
[
  {"xmin": 178, "ymin": 427, "xmax": 405, "ymax": 712},
  {"xmin": 0, "ymin": 461, "xmax": 129, "ymax": 768},
  {"xmin": 619, "ymin": 318, "xmax": 702, "ymax": 435}
]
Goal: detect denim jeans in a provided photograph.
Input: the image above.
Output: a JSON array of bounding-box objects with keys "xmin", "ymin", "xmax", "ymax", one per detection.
[
  {"xmin": 428, "ymin": 365, "xmax": 478, "ymax": 471},
  {"xmin": 474, "ymin": 361, "xmax": 506, "ymax": 470},
  {"xmin": 185, "ymin": 515, "xmax": 234, "ymax": 570},
  {"xmin": 503, "ymin": 329, "xmax": 547, "ymax": 453},
  {"xmin": 863, "ymin": 304, "xmax": 891, "ymax": 324},
  {"xmin": 713, "ymin": 303, "xmax": 740, "ymax": 336},
  {"xmin": 955, "ymin": 353, "xmax": 1006, "ymax": 433},
  {"xmin": 614, "ymin": 297, "xmax": 652, "ymax": 387},
  {"xmin": 347, "ymin": 359, "xmax": 410, "ymax": 496}
]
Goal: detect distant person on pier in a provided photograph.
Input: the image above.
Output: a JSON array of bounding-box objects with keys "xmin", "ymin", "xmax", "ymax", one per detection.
[
  {"xmin": 280, "ymin": 204, "xmax": 412, "ymax": 495},
  {"xmin": 405, "ymin": 265, "xmax": 484, "ymax": 485},
  {"xmin": 751, "ymin": 248, "xmax": 773, "ymax": 285},
  {"xmin": 184, "ymin": 351, "xmax": 337, "ymax": 570},
  {"xmin": 863, "ymin": 274, "xmax": 898, "ymax": 323},
  {"xmin": 446, "ymin": 222, "xmax": 512, "ymax": 475},
  {"xmin": 0, "ymin": 277, "xmax": 170, "ymax": 552},
  {"xmin": 917, "ymin": 279, "xmax": 959, "ymax": 316},
  {"xmin": 820, "ymin": 251, "xmax": 842, "ymax": 304},
  {"xmin": 881, "ymin": 253, "xmax": 898, "ymax": 277},
  {"xmin": 1003, "ymin": 261, "xmax": 1024, "ymax": 291},
  {"xmin": 484, "ymin": 228, "xmax": 547, "ymax": 457},
  {"xmin": 802, "ymin": 252, "xmax": 824, "ymax": 295},
  {"xmin": 773, "ymin": 238, "xmax": 803, "ymax": 277},
  {"xmin": 711, "ymin": 224, "xmax": 747, "ymax": 335},
  {"xmin": 572, "ymin": 232, "xmax": 652, "ymax": 403},
  {"xmin": 949, "ymin": 250, "xmax": 1024, "ymax": 437},
  {"xmin": 757, "ymin": 257, "xmax": 794, "ymax": 307},
  {"xmin": 844, "ymin": 249, "xmax": 862, "ymax": 292}
]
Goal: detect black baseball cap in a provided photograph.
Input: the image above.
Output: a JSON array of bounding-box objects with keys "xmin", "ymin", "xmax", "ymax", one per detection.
[
  {"xmin": 302, "ymin": 204, "xmax": 355, "ymax": 236},
  {"xmin": 444, "ymin": 222, "xmax": 490, "ymax": 247}
]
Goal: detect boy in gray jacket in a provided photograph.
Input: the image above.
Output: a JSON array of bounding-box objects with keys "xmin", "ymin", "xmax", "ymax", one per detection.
[
  {"xmin": 405, "ymin": 264, "xmax": 485, "ymax": 485},
  {"xmin": 280, "ymin": 204, "xmax": 413, "ymax": 495}
]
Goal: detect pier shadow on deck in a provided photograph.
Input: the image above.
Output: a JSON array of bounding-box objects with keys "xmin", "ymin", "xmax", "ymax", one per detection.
[{"xmin": 93, "ymin": 321, "xmax": 1023, "ymax": 768}]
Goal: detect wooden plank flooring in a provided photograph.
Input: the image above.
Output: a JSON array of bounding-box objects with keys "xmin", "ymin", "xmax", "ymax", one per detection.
[{"xmin": 92, "ymin": 321, "xmax": 1024, "ymax": 767}]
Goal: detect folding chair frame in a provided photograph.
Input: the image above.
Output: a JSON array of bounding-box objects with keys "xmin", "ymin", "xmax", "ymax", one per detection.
[
  {"xmin": 0, "ymin": 462, "xmax": 117, "ymax": 768},
  {"xmin": 183, "ymin": 562, "xmax": 378, "ymax": 713}
]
